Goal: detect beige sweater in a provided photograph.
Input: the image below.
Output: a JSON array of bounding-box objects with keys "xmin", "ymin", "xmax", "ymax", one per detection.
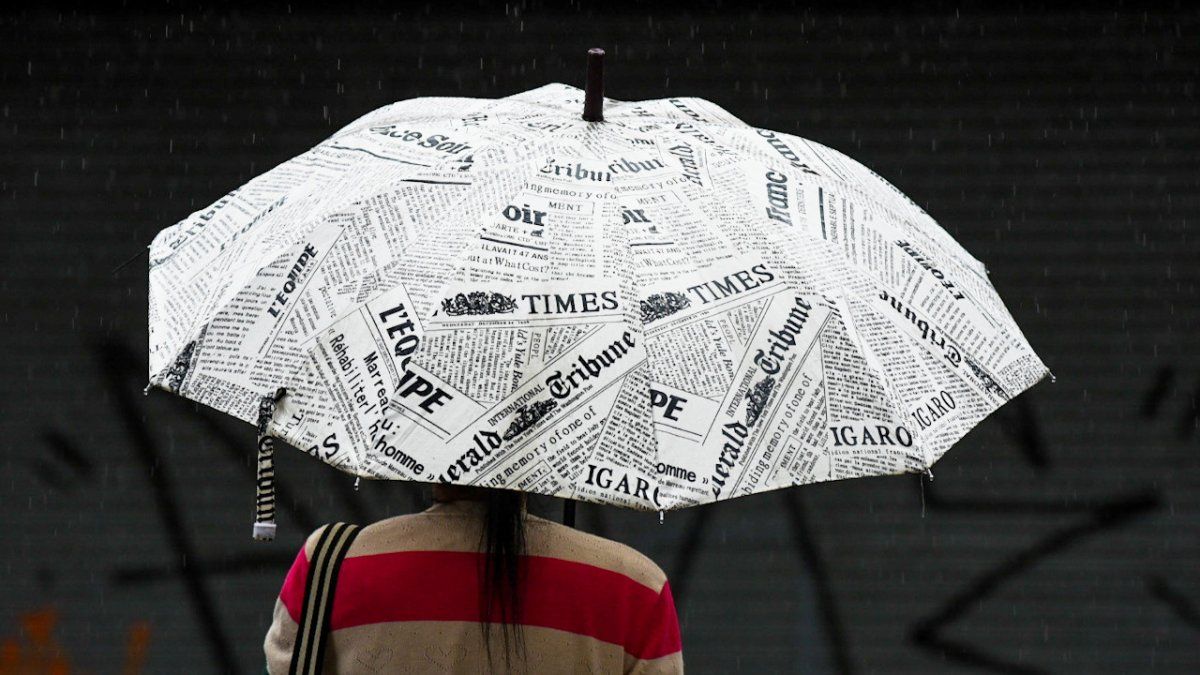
[{"xmin": 264, "ymin": 500, "xmax": 684, "ymax": 673}]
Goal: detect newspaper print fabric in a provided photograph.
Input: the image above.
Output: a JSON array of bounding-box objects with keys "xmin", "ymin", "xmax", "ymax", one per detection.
[{"xmin": 148, "ymin": 83, "xmax": 1049, "ymax": 510}]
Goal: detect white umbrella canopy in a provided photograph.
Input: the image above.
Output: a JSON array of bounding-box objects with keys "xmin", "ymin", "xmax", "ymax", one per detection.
[{"xmin": 148, "ymin": 67, "xmax": 1048, "ymax": 538}]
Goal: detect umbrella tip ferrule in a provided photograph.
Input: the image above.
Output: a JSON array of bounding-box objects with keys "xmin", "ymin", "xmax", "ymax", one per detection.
[{"xmin": 582, "ymin": 48, "xmax": 605, "ymax": 123}]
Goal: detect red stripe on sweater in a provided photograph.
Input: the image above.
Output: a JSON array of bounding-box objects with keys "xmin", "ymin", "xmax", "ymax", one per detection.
[{"xmin": 278, "ymin": 548, "xmax": 682, "ymax": 660}]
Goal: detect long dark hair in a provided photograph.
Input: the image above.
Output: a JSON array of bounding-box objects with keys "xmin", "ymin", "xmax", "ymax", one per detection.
[{"xmin": 479, "ymin": 488, "xmax": 527, "ymax": 667}]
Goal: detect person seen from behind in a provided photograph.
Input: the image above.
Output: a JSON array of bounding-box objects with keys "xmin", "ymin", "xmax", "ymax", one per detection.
[{"xmin": 264, "ymin": 484, "xmax": 684, "ymax": 673}]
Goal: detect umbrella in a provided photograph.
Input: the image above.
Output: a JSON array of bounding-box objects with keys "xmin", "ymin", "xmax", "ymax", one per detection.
[{"xmin": 147, "ymin": 50, "xmax": 1049, "ymax": 540}]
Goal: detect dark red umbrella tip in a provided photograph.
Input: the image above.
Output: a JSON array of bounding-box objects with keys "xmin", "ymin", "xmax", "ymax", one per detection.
[{"xmin": 583, "ymin": 48, "xmax": 605, "ymax": 122}]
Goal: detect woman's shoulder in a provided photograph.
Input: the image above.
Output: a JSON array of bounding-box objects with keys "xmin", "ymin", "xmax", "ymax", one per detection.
[
  {"xmin": 304, "ymin": 505, "xmax": 670, "ymax": 593},
  {"xmin": 525, "ymin": 513, "xmax": 669, "ymax": 593},
  {"xmin": 339, "ymin": 507, "xmax": 485, "ymax": 557}
]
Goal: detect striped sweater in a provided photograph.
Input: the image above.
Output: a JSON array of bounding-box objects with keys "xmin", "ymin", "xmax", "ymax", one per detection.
[{"xmin": 264, "ymin": 500, "xmax": 684, "ymax": 673}]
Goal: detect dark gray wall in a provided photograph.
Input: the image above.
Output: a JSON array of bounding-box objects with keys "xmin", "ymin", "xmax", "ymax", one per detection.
[{"xmin": 1, "ymin": 6, "xmax": 1196, "ymax": 673}]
